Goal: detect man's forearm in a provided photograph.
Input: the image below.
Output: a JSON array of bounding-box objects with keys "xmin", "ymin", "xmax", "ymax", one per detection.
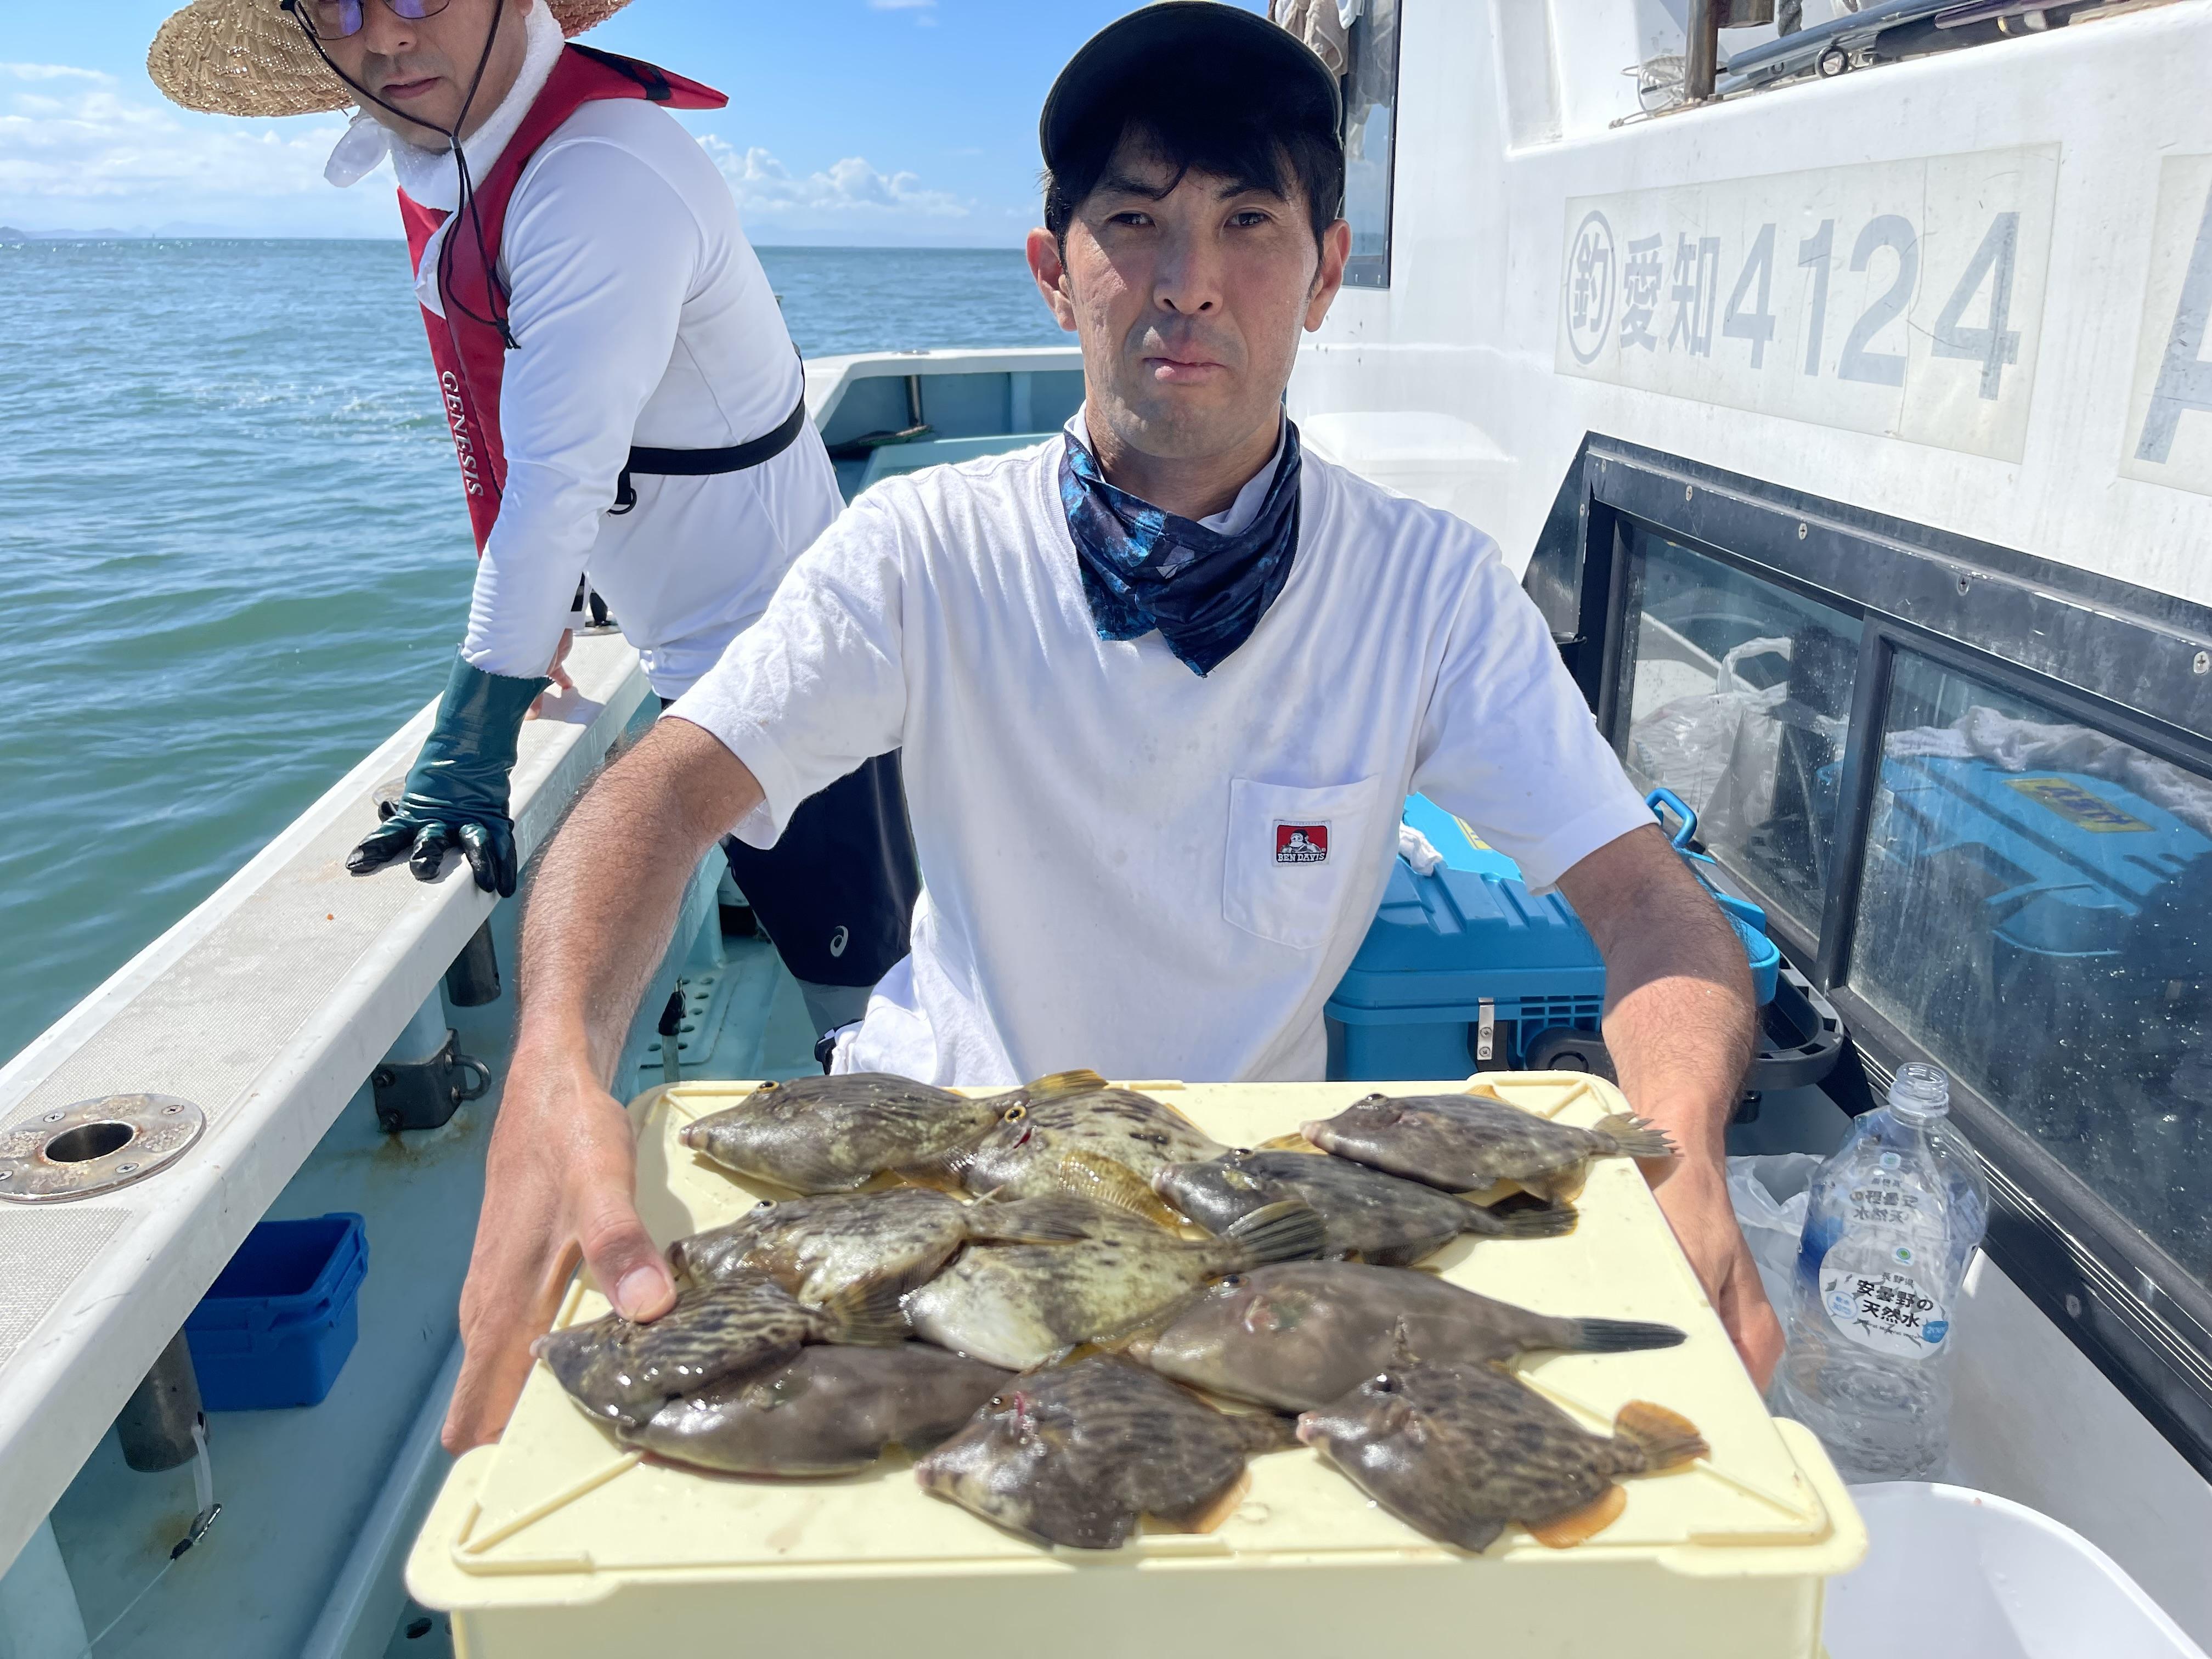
[
  {"xmin": 514, "ymin": 718, "xmax": 764, "ymax": 1081},
  {"xmin": 1599, "ymin": 912, "xmax": 1756, "ymax": 1166},
  {"xmin": 1559, "ymin": 825, "xmax": 1756, "ymax": 1165}
]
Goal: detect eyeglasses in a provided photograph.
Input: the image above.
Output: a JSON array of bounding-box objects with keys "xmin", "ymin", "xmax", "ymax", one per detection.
[{"xmin": 284, "ymin": 0, "xmax": 455, "ymax": 40}]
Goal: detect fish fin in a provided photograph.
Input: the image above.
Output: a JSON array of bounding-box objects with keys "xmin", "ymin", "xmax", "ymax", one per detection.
[
  {"xmin": 961, "ymin": 1205, "xmax": 1096, "ymax": 1247},
  {"xmin": 1155, "ymin": 1468, "xmax": 1251, "ymax": 1535},
  {"xmin": 1566, "ymin": 1318, "xmax": 1686, "ymax": 1355},
  {"xmin": 1254, "ymin": 1131, "xmax": 1327, "ymax": 1154},
  {"xmin": 892, "ymin": 1140, "xmax": 981, "ymax": 1193},
  {"xmin": 1465, "ymin": 1197, "xmax": 1578, "ymax": 1240},
  {"xmin": 1612, "ymin": 1400, "xmax": 1708, "ymax": 1470},
  {"xmin": 1593, "ymin": 1113, "xmax": 1677, "ymax": 1160},
  {"xmin": 1222, "ymin": 1199, "xmax": 1328, "ymax": 1268},
  {"xmin": 819, "ymin": 1274, "xmax": 910, "ymax": 1347},
  {"xmin": 1051, "ymin": 1150, "xmax": 1183, "ymax": 1228},
  {"xmin": 1525, "ymin": 1483, "xmax": 1627, "ymax": 1549},
  {"xmin": 1018, "ymin": 1069, "xmax": 1109, "ymax": 1101}
]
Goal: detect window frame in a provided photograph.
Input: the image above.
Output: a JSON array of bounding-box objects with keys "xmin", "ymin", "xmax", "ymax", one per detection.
[
  {"xmin": 1338, "ymin": 0, "xmax": 1403, "ymax": 291},
  {"xmin": 1553, "ymin": 435, "xmax": 2212, "ymax": 1480}
]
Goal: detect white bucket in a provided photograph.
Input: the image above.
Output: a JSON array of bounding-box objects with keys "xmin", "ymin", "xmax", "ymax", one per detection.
[{"xmin": 1825, "ymin": 1482, "xmax": 2207, "ymax": 1659}]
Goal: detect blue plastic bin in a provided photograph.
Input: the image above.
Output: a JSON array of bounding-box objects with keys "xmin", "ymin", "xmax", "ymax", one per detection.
[
  {"xmin": 1325, "ymin": 794, "xmax": 1779, "ymax": 1080},
  {"xmin": 184, "ymin": 1212, "xmax": 368, "ymax": 1411},
  {"xmin": 1327, "ymin": 859, "xmax": 1608, "ymax": 1079}
]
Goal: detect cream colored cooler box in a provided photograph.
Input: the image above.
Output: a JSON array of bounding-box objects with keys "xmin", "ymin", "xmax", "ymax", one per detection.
[{"xmin": 408, "ymin": 1075, "xmax": 1866, "ymax": 1657}]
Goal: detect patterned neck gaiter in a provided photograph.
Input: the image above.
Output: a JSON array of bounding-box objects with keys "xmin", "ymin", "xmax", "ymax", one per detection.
[{"xmin": 1058, "ymin": 420, "xmax": 1302, "ymax": 678}]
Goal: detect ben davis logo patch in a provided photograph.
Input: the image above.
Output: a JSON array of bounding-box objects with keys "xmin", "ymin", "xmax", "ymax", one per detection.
[{"xmin": 1275, "ymin": 822, "xmax": 1329, "ymax": 864}]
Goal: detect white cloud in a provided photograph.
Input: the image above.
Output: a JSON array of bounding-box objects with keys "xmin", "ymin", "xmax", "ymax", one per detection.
[
  {"xmin": 0, "ymin": 61, "xmax": 998, "ymax": 245},
  {"xmin": 0, "ymin": 62, "xmax": 392, "ymax": 236},
  {"xmin": 700, "ymin": 137, "xmax": 969, "ymax": 228}
]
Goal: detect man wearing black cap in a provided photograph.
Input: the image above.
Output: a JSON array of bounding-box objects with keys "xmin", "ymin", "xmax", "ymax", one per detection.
[{"xmin": 442, "ymin": 3, "xmax": 1779, "ymax": 1449}]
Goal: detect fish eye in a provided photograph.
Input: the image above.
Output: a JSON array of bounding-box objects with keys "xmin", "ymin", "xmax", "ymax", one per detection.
[
  {"xmin": 1370, "ymin": 1374, "xmax": 1397, "ymax": 1392},
  {"xmin": 753, "ymin": 1199, "xmax": 775, "ymax": 1210},
  {"xmin": 1229, "ymin": 1147, "xmax": 1254, "ymax": 1159},
  {"xmin": 1002, "ymin": 1104, "xmax": 1025, "ymax": 1124},
  {"xmin": 1219, "ymin": 1274, "xmax": 1244, "ymax": 1289}
]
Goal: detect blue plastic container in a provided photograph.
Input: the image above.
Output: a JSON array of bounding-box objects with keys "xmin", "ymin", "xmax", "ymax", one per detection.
[
  {"xmin": 1325, "ymin": 793, "xmax": 1779, "ymax": 1080},
  {"xmin": 184, "ymin": 1212, "xmax": 368, "ymax": 1411},
  {"xmin": 1326, "ymin": 859, "xmax": 1607, "ymax": 1079}
]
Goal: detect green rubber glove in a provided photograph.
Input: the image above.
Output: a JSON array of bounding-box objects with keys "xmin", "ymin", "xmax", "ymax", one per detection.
[{"xmin": 348, "ymin": 654, "xmax": 550, "ymax": 897}]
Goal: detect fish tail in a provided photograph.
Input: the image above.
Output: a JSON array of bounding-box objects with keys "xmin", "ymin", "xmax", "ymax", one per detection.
[
  {"xmin": 1612, "ymin": 1400, "xmax": 1707, "ymax": 1470},
  {"xmin": 1221, "ymin": 1199, "xmax": 1328, "ymax": 1269},
  {"xmin": 1464, "ymin": 1197, "xmax": 1578, "ymax": 1240},
  {"xmin": 1566, "ymin": 1318, "xmax": 1686, "ymax": 1355},
  {"xmin": 1593, "ymin": 1113, "xmax": 1677, "ymax": 1160},
  {"xmin": 820, "ymin": 1274, "xmax": 911, "ymax": 1348}
]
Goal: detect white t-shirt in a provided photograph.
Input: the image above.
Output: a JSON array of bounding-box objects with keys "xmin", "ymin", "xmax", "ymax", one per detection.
[
  {"xmin": 364, "ymin": 4, "xmax": 842, "ymax": 697},
  {"xmin": 670, "ymin": 426, "xmax": 1652, "ymax": 1085}
]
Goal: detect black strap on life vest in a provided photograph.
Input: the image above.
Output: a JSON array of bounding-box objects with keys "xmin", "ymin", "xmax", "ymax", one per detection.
[{"xmin": 609, "ymin": 390, "xmax": 809, "ymax": 515}]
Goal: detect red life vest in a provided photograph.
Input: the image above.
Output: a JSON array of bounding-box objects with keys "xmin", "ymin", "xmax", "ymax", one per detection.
[{"xmin": 398, "ymin": 46, "xmax": 727, "ymax": 551}]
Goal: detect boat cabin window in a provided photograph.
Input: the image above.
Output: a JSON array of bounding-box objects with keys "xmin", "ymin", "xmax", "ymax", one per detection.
[
  {"xmin": 1849, "ymin": 652, "xmax": 2212, "ymax": 1289},
  {"xmin": 1339, "ymin": 0, "xmax": 1401, "ymax": 290},
  {"xmin": 1560, "ymin": 438, "xmax": 2212, "ymax": 1466},
  {"xmin": 1613, "ymin": 528, "xmax": 1861, "ymax": 936}
]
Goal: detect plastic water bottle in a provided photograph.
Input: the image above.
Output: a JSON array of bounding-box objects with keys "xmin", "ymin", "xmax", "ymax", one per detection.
[{"xmin": 1773, "ymin": 1062, "xmax": 1988, "ymax": 1481}]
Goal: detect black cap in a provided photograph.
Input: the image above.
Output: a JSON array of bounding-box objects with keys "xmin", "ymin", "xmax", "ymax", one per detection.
[{"xmin": 1040, "ymin": 3, "xmax": 1343, "ymax": 174}]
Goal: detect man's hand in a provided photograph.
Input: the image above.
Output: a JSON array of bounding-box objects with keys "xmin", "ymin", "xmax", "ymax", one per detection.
[
  {"xmin": 1654, "ymin": 1158, "xmax": 1785, "ymax": 1389},
  {"xmin": 351, "ymin": 656, "xmax": 548, "ymax": 896},
  {"xmin": 443, "ymin": 1051, "xmax": 676, "ymax": 1453},
  {"xmin": 528, "ymin": 630, "xmax": 577, "ymax": 719},
  {"xmin": 442, "ymin": 717, "xmax": 768, "ymax": 1449},
  {"xmin": 1558, "ymin": 824, "xmax": 1775, "ymax": 1386}
]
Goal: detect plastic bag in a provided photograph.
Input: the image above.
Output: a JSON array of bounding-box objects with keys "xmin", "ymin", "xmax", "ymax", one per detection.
[
  {"xmin": 1627, "ymin": 636, "xmax": 1793, "ymax": 831},
  {"xmin": 1728, "ymin": 1152, "xmax": 1822, "ymax": 1314}
]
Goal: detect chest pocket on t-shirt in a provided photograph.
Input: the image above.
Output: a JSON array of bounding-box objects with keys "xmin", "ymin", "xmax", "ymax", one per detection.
[{"xmin": 1222, "ymin": 776, "xmax": 1379, "ymax": 951}]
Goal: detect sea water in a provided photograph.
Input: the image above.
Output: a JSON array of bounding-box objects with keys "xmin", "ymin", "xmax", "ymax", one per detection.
[
  {"xmin": 0, "ymin": 239, "xmax": 1065, "ymax": 1061},
  {"xmin": 1773, "ymin": 1062, "xmax": 1990, "ymax": 1481}
]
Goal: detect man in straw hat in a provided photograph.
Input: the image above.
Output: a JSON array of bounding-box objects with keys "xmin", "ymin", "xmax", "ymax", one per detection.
[
  {"xmin": 148, "ymin": 0, "xmax": 919, "ymax": 1037},
  {"xmin": 438, "ymin": 2, "xmax": 1780, "ymax": 1450}
]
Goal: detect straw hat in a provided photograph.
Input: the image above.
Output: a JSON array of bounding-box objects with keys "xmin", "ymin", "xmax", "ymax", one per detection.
[{"xmin": 148, "ymin": 0, "xmax": 630, "ymax": 117}]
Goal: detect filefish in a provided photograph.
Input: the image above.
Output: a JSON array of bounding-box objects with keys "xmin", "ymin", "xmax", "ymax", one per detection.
[
  {"xmin": 537, "ymin": 1271, "xmax": 906, "ymax": 1429},
  {"xmin": 915, "ymin": 1354, "xmax": 1294, "ymax": 1549},
  {"xmin": 619, "ymin": 1343, "xmax": 1012, "ymax": 1477},
  {"xmin": 677, "ymin": 1070, "xmax": 1105, "ymax": 1194},
  {"xmin": 1153, "ymin": 1148, "xmax": 1576, "ymax": 1266},
  {"xmin": 1302, "ymin": 1092, "xmax": 1675, "ymax": 1203},
  {"xmin": 1296, "ymin": 1357, "xmax": 1707, "ymax": 1551},
  {"xmin": 1128, "ymin": 1261, "xmax": 1685, "ymax": 1413},
  {"xmin": 667, "ymin": 1187, "xmax": 1095, "ymax": 1304},
  {"xmin": 948, "ymin": 1076, "xmax": 1227, "ymax": 1224},
  {"xmin": 905, "ymin": 1195, "xmax": 1327, "ymax": 1370}
]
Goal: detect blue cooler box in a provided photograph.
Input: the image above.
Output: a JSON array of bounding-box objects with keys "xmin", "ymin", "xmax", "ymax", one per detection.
[
  {"xmin": 184, "ymin": 1212, "xmax": 369, "ymax": 1410},
  {"xmin": 1327, "ymin": 794, "xmax": 1780, "ymax": 1081}
]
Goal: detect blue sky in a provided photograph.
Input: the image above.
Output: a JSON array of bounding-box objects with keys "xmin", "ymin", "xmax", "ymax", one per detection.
[{"xmin": 0, "ymin": 0, "xmax": 1263, "ymax": 243}]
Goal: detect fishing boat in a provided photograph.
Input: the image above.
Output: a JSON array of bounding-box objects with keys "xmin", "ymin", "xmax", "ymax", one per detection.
[{"xmin": 4, "ymin": 2, "xmax": 2210, "ymax": 1653}]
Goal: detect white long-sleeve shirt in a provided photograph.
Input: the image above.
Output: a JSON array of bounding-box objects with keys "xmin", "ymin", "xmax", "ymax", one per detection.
[{"xmin": 350, "ymin": 8, "xmax": 841, "ymax": 697}]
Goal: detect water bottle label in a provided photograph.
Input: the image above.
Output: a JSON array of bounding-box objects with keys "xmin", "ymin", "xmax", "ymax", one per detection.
[{"xmin": 1819, "ymin": 1243, "xmax": 1948, "ymax": 1359}]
